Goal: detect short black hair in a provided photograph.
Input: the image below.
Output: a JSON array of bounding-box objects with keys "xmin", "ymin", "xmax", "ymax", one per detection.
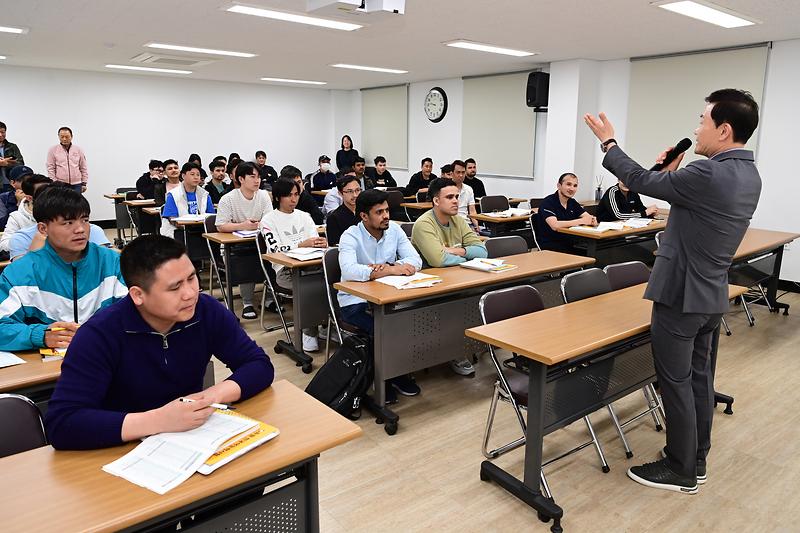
[
  {"xmin": 706, "ymin": 88, "xmax": 759, "ymax": 143},
  {"xmin": 188, "ymin": 153, "xmax": 201, "ymax": 164},
  {"xmin": 354, "ymin": 156, "xmax": 366, "ymax": 165},
  {"xmin": 22, "ymin": 174, "xmax": 52, "ymax": 196},
  {"xmin": 213, "ymin": 155, "xmax": 226, "ymax": 162},
  {"xmin": 440, "ymin": 164, "xmax": 452, "ymax": 174},
  {"xmin": 421, "ymin": 157, "xmax": 433, "ymax": 167},
  {"xmin": 0, "ymin": 121, "xmax": 6, "ymax": 130},
  {"xmin": 427, "ymin": 177, "xmax": 457, "ymax": 201},
  {"xmin": 271, "ymin": 177, "xmax": 300, "ymax": 209},
  {"xmin": 374, "ymin": 156, "xmax": 386, "ymax": 165},
  {"xmin": 452, "ymin": 159, "xmax": 466, "ymax": 170},
  {"xmin": 279, "ymin": 165, "xmax": 302, "ymax": 180},
  {"xmin": 356, "ymin": 188, "xmax": 388, "ymax": 217},
  {"xmin": 558, "ymin": 172, "xmax": 577, "ymax": 184},
  {"xmin": 148, "ymin": 159, "xmax": 163, "ymax": 170},
  {"xmin": 163, "ymin": 159, "xmax": 179, "ymax": 168},
  {"xmin": 32, "ymin": 184, "xmax": 90, "ymax": 223},
  {"xmin": 181, "ymin": 162, "xmax": 201, "ymax": 176},
  {"xmin": 121, "ymin": 235, "xmax": 188, "ymax": 291},
  {"xmin": 228, "ymin": 152, "xmax": 241, "ymax": 161},
  {"xmin": 465, "ymin": 158, "xmax": 476, "ymax": 166},
  {"xmin": 336, "ymin": 174, "xmax": 360, "ymax": 192},
  {"xmin": 340, "ymin": 135, "xmax": 353, "ymax": 149},
  {"xmin": 235, "ymin": 161, "xmax": 258, "ymax": 181},
  {"xmin": 58, "ymin": 126, "xmax": 73, "ymax": 135},
  {"xmin": 209, "ymin": 159, "xmax": 225, "ymax": 172},
  {"xmin": 226, "ymin": 158, "xmax": 241, "ymax": 176},
  {"xmin": 255, "ymin": 150, "xmax": 266, "ymax": 159}
]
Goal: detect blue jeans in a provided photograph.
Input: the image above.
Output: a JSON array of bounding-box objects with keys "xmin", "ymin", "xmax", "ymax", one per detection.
[
  {"xmin": 69, "ymin": 184, "xmax": 84, "ymax": 193},
  {"xmin": 339, "ymin": 303, "xmax": 373, "ymax": 337}
]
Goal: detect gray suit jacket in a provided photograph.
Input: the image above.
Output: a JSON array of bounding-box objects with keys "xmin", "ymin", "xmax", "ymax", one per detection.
[{"xmin": 603, "ymin": 146, "xmax": 761, "ymax": 314}]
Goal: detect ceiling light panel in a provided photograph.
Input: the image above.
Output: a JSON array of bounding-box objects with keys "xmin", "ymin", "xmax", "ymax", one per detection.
[
  {"xmin": 0, "ymin": 25, "xmax": 28, "ymax": 34},
  {"xmin": 260, "ymin": 77, "xmax": 327, "ymax": 85},
  {"xmin": 105, "ymin": 64, "xmax": 192, "ymax": 74},
  {"xmin": 331, "ymin": 63, "xmax": 407, "ymax": 74},
  {"xmin": 445, "ymin": 40, "xmax": 536, "ymax": 57},
  {"xmin": 653, "ymin": 1, "xmax": 758, "ymax": 28},
  {"xmin": 227, "ymin": 4, "xmax": 362, "ymax": 31},
  {"xmin": 146, "ymin": 43, "xmax": 256, "ymax": 58}
]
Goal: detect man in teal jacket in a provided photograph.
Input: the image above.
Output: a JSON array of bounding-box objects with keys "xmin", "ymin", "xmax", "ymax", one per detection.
[{"xmin": 0, "ymin": 185, "xmax": 127, "ymax": 351}]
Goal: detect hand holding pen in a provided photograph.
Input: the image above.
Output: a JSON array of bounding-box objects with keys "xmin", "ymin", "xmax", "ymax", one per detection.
[{"xmin": 44, "ymin": 322, "xmax": 80, "ymax": 349}]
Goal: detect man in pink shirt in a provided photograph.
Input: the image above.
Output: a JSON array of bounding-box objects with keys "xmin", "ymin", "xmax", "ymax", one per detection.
[{"xmin": 46, "ymin": 127, "xmax": 89, "ymax": 193}]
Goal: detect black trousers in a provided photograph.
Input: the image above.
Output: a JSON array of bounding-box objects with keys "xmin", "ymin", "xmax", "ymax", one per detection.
[{"xmin": 651, "ymin": 302, "xmax": 722, "ymax": 478}]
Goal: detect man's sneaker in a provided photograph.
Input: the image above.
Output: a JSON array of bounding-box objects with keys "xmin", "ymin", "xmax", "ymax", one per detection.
[
  {"xmin": 241, "ymin": 306, "xmax": 257, "ymax": 320},
  {"xmin": 318, "ymin": 325, "xmax": 340, "ymax": 343},
  {"xmin": 661, "ymin": 448, "xmax": 706, "ymax": 484},
  {"xmin": 384, "ymin": 385, "xmax": 398, "ymax": 405},
  {"xmin": 265, "ymin": 300, "xmax": 284, "ymax": 314},
  {"xmin": 449, "ymin": 357, "xmax": 476, "ymax": 376},
  {"xmin": 302, "ymin": 333, "xmax": 319, "ymax": 352},
  {"xmin": 627, "ymin": 459, "xmax": 698, "ymax": 494},
  {"xmin": 390, "ymin": 375, "xmax": 421, "ymax": 396}
]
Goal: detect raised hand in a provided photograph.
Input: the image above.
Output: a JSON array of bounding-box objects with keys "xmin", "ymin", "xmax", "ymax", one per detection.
[{"xmin": 583, "ymin": 112, "xmax": 616, "ymax": 143}]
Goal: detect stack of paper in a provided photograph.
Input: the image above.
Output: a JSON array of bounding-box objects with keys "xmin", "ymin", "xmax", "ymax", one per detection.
[
  {"xmin": 375, "ymin": 272, "xmax": 442, "ymax": 289},
  {"xmin": 233, "ymin": 229, "xmax": 260, "ymax": 238},
  {"xmin": 103, "ymin": 410, "xmax": 274, "ymax": 494},
  {"xmin": 173, "ymin": 213, "xmax": 212, "ymax": 223},
  {"xmin": 623, "ymin": 218, "xmax": 653, "ymax": 228},
  {"xmin": 198, "ymin": 418, "xmax": 280, "ymax": 474},
  {"xmin": 284, "ymin": 248, "xmax": 325, "ymax": 261},
  {"xmin": 40, "ymin": 347, "xmax": 67, "ymax": 362},
  {"xmin": 483, "ymin": 207, "xmax": 532, "ymax": 218},
  {"xmin": 568, "ymin": 222, "xmax": 624, "ymax": 233},
  {"xmin": 0, "ymin": 351, "xmax": 26, "ymax": 369},
  {"xmin": 125, "ymin": 199, "xmax": 154, "ymax": 205},
  {"xmin": 459, "ymin": 258, "xmax": 518, "ymax": 273}
]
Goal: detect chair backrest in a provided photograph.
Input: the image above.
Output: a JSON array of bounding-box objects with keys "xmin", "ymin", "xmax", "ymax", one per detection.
[
  {"xmin": 485, "ymin": 235, "xmax": 528, "ymax": 258},
  {"xmin": 528, "ymin": 213, "xmax": 542, "ymax": 252},
  {"xmin": 255, "ymin": 231, "xmax": 283, "ymax": 292},
  {"xmin": 416, "ymin": 191, "xmax": 428, "ymax": 202},
  {"xmin": 322, "ymin": 247, "xmax": 345, "ymax": 334},
  {"xmin": 655, "ymin": 230, "xmax": 664, "ymax": 248},
  {"xmin": 529, "ymin": 198, "xmax": 544, "ymax": 209},
  {"xmin": 116, "ymin": 187, "xmax": 136, "ymax": 194},
  {"xmin": 479, "ymin": 285, "xmax": 545, "ymax": 325},
  {"xmin": 124, "ymin": 191, "xmax": 139, "ymax": 201},
  {"xmin": 203, "ymin": 214, "xmax": 217, "ymax": 234},
  {"xmin": 479, "ymin": 195, "xmax": 510, "ymax": 213},
  {"xmin": 604, "ymin": 261, "xmax": 651, "ymax": 291},
  {"xmin": 400, "ymin": 222, "xmax": 414, "ymax": 238},
  {"xmin": 560, "ymin": 268, "xmax": 612, "ymax": 303},
  {"xmin": 386, "ymin": 189, "xmax": 404, "ymax": 209},
  {"xmin": 0, "ymin": 394, "xmax": 47, "ymax": 458}
]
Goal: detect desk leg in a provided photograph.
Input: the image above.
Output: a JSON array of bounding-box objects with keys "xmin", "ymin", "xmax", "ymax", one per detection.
[
  {"xmin": 114, "ymin": 199, "xmax": 124, "ymax": 246},
  {"xmin": 586, "ymin": 239, "xmax": 597, "ymax": 258},
  {"xmin": 306, "ymin": 458, "xmax": 320, "ymax": 533},
  {"xmin": 364, "ymin": 305, "xmax": 400, "ymax": 435},
  {"xmin": 223, "ymin": 245, "xmax": 234, "ymax": 311},
  {"xmin": 273, "ymin": 269, "xmax": 313, "ymax": 373},
  {"xmin": 479, "ymin": 361, "xmax": 563, "ymax": 532},
  {"xmin": 766, "ymin": 246, "xmax": 789, "ymax": 315}
]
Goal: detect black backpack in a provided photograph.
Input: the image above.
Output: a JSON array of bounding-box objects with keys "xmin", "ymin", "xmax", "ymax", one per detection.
[{"xmin": 304, "ymin": 334, "xmax": 372, "ymax": 419}]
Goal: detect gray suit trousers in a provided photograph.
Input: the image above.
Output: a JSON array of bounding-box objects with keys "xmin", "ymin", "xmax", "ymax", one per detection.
[{"xmin": 651, "ymin": 302, "xmax": 722, "ymax": 478}]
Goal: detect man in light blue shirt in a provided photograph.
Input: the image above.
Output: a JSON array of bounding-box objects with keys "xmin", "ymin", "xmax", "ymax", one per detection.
[
  {"xmin": 10, "ymin": 222, "xmax": 111, "ymax": 261},
  {"xmin": 337, "ymin": 189, "xmax": 422, "ymax": 402}
]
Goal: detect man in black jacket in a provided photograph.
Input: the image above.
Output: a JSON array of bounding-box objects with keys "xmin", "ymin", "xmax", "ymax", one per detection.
[
  {"xmin": 281, "ymin": 165, "xmax": 324, "ymax": 225},
  {"xmin": 0, "ymin": 121, "xmax": 25, "ymax": 192},
  {"xmin": 464, "ymin": 158, "xmax": 487, "ymax": 198},
  {"xmin": 596, "ymin": 180, "xmax": 658, "ymax": 222},
  {"xmin": 135, "ymin": 160, "xmax": 164, "ymax": 200},
  {"xmin": 255, "ymin": 150, "xmax": 278, "ymax": 190},
  {"xmin": 404, "ymin": 157, "xmax": 437, "ymax": 197}
]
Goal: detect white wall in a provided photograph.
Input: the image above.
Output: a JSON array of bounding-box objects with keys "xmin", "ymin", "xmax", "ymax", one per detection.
[
  {"xmin": 331, "ymin": 89, "xmax": 362, "ymax": 164},
  {"xmin": 754, "ymin": 39, "xmax": 800, "ymax": 281},
  {"xmin": 0, "ymin": 65, "xmax": 334, "ymax": 220}
]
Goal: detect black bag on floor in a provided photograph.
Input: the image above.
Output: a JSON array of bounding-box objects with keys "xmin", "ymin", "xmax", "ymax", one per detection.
[{"xmin": 305, "ymin": 334, "xmax": 372, "ymax": 419}]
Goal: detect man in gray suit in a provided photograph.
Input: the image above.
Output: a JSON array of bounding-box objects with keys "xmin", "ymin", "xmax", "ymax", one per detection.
[{"xmin": 584, "ymin": 89, "xmax": 762, "ymax": 494}]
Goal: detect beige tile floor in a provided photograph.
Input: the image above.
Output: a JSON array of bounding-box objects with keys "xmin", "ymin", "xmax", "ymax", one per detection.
[{"xmin": 211, "ymin": 279, "xmax": 800, "ymax": 533}]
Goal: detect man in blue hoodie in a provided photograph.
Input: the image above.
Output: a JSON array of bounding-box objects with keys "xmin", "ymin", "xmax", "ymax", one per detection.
[
  {"xmin": 45, "ymin": 235, "xmax": 274, "ymax": 450},
  {"xmin": 0, "ymin": 186, "xmax": 127, "ymax": 351}
]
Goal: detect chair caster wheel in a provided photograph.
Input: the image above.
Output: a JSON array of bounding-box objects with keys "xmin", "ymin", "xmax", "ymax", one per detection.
[
  {"xmin": 301, "ymin": 363, "xmax": 313, "ymax": 374},
  {"xmin": 602, "ymin": 465, "xmax": 610, "ymax": 473},
  {"xmin": 551, "ymin": 519, "xmax": 563, "ymax": 533},
  {"xmin": 384, "ymin": 422, "xmax": 398, "ymax": 435},
  {"xmin": 724, "ymin": 406, "xmax": 733, "ymax": 415},
  {"xmin": 538, "ymin": 511, "xmax": 551, "ymax": 523},
  {"xmin": 625, "ymin": 451, "xmax": 634, "ymax": 459},
  {"xmin": 655, "ymin": 424, "xmax": 663, "ymax": 432},
  {"xmin": 274, "ymin": 344, "xmax": 283, "ymax": 354},
  {"xmin": 725, "ymin": 331, "xmax": 732, "ymax": 336},
  {"xmin": 375, "ymin": 417, "xmax": 384, "ymax": 425}
]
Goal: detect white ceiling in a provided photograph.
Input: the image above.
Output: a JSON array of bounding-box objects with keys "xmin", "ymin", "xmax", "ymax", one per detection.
[{"xmin": 1, "ymin": 0, "xmax": 799, "ymax": 90}]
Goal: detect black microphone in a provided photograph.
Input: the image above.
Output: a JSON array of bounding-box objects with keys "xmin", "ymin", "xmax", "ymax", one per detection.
[{"xmin": 650, "ymin": 138, "xmax": 692, "ymax": 171}]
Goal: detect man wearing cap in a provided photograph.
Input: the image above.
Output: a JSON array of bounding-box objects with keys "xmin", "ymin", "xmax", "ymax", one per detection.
[
  {"xmin": 0, "ymin": 121, "xmax": 25, "ymax": 193},
  {"xmin": 0, "ymin": 165, "xmax": 33, "ymax": 231},
  {"xmin": 311, "ymin": 155, "xmax": 336, "ymax": 191}
]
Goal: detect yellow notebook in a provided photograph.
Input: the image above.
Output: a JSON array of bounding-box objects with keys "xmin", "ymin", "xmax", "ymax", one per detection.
[
  {"xmin": 40, "ymin": 348, "xmax": 67, "ymax": 361},
  {"xmin": 197, "ymin": 410, "xmax": 280, "ymax": 475}
]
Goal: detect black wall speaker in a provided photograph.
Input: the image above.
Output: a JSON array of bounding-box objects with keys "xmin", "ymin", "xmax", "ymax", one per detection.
[{"xmin": 526, "ymin": 72, "xmax": 549, "ymax": 109}]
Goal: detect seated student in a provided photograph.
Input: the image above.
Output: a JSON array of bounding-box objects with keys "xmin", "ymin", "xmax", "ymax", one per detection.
[
  {"xmin": 537, "ymin": 172, "xmax": 597, "ymax": 253},
  {"xmin": 0, "ymin": 174, "xmax": 51, "ymax": 253},
  {"xmin": 338, "ymin": 189, "xmax": 422, "ymax": 403},
  {"xmin": 44, "ymin": 235, "xmax": 274, "ymax": 450},
  {"xmin": 226, "ymin": 157, "xmax": 242, "ymax": 188},
  {"xmin": 261, "ymin": 177, "xmax": 327, "ymax": 351},
  {"xmin": 411, "ymin": 178, "xmax": 487, "ymax": 376},
  {"xmin": 188, "ymin": 153, "xmax": 208, "ymax": 179},
  {"xmin": 451, "ymin": 160, "xmax": 480, "ymax": 232},
  {"xmin": 323, "ymin": 168, "xmax": 351, "ymax": 216},
  {"xmin": 353, "ymin": 156, "xmax": 374, "ymax": 190},
  {"xmin": 161, "ymin": 162, "xmax": 215, "ymax": 239},
  {"xmin": 135, "ymin": 159, "xmax": 163, "ymax": 200},
  {"xmin": 280, "ymin": 165, "xmax": 324, "ymax": 225},
  {"xmin": 216, "ymin": 161, "xmax": 273, "ymax": 320},
  {"xmin": 439, "ymin": 164, "xmax": 453, "ymax": 179},
  {"xmin": 204, "ymin": 159, "xmax": 233, "ymax": 205},
  {"xmin": 153, "ymin": 159, "xmax": 181, "ymax": 206},
  {"xmin": 0, "ymin": 165, "xmax": 33, "ymax": 230},
  {"xmin": 596, "ymin": 179, "xmax": 658, "ymax": 222},
  {"xmin": 365, "ymin": 156, "xmax": 397, "ymax": 188},
  {"xmin": 325, "ymin": 175, "xmax": 361, "ymax": 246},
  {"xmin": 311, "ymin": 155, "xmax": 336, "ymax": 191},
  {"xmin": 404, "ymin": 157, "xmax": 437, "ymax": 197},
  {"xmin": 255, "ymin": 150, "xmax": 278, "ymax": 190},
  {"xmin": 464, "ymin": 158, "xmax": 487, "ymax": 198},
  {"xmin": 0, "ymin": 186, "xmax": 127, "ymax": 351}
]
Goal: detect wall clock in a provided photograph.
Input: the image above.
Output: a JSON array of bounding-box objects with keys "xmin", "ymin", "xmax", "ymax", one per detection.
[{"xmin": 424, "ymin": 86, "xmax": 448, "ymax": 123}]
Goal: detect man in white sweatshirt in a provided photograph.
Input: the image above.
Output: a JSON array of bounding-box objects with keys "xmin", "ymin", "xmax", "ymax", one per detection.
[{"xmin": 0, "ymin": 174, "xmax": 51, "ymax": 253}]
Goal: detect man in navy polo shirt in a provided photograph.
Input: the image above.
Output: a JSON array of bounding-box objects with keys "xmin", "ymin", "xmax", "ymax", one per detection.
[{"xmin": 536, "ymin": 172, "xmax": 597, "ymax": 253}]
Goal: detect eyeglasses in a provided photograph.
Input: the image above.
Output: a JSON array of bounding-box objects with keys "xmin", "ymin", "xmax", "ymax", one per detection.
[{"xmin": 342, "ymin": 188, "xmax": 362, "ymax": 195}]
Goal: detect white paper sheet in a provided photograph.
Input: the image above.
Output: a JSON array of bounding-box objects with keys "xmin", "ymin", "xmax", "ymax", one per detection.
[
  {"xmin": 0, "ymin": 351, "xmax": 26, "ymax": 368},
  {"xmin": 374, "ymin": 272, "xmax": 442, "ymax": 289}
]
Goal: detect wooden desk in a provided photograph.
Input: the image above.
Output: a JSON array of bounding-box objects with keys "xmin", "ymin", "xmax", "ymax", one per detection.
[
  {"xmin": 472, "ymin": 212, "xmax": 531, "ymax": 224},
  {"xmin": 142, "ymin": 206, "xmax": 161, "ymax": 216},
  {"xmin": 465, "ymin": 283, "xmax": 747, "ymax": 527},
  {"xmin": 0, "ymin": 351, "xmax": 61, "ymax": 412},
  {"xmin": 400, "ymin": 201, "xmax": 431, "ymax": 210},
  {"xmin": 558, "ymin": 219, "xmax": 667, "ymax": 259},
  {"xmin": 0, "ymin": 380, "xmax": 361, "ymax": 533},
  {"xmin": 103, "ymin": 193, "xmax": 125, "ymax": 200},
  {"xmin": 334, "ymin": 251, "xmax": 594, "ymax": 433},
  {"xmin": 122, "ymin": 199, "xmax": 156, "ymax": 207},
  {"xmin": 311, "ymin": 190, "xmax": 329, "ymax": 197},
  {"xmin": 203, "ymin": 232, "xmax": 260, "ymax": 313}
]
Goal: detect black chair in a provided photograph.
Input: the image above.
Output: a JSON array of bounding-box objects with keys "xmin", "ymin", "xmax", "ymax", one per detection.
[
  {"xmin": 416, "ymin": 191, "xmax": 428, "ymax": 202},
  {"xmin": 204, "ymin": 215, "xmax": 226, "ymax": 304},
  {"xmin": 0, "ymin": 394, "xmax": 47, "ymax": 458},
  {"xmin": 479, "ymin": 285, "xmax": 611, "ymax": 499},
  {"xmin": 529, "ymin": 198, "xmax": 545, "ymax": 209},
  {"xmin": 386, "ymin": 190, "xmax": 408, "ymax": 222},
  {"xmin": 322, "ymin": 248, "xmax": 364, "ymax": 358},
  {"xmin": 528, "ymin": 212, "xmax": 542, "ymax": 252},
  {"xmin": 561, "ymin": 268, "xmax": 664, "ymax": 459},
  {"xmin": 485, "ymin": 236, "xmax": 528, "ymax": 259},
  {"xmin": 115, "ymin": 187, "xmax": 137, "ymax": 244},
  {"xmin": 400, "ymin": 222, "xmax": 414, "ymax": 238},
  {"xmin": 604, "ymin": 261, "xmax": 651, "ymax": 291},
  {"xmin": 479, "ymin": 195, "xmax": 510, "ymax": 213},
  {"xmin": 254, "ymin": 232, "xmax": 298, "ymax": 351}
]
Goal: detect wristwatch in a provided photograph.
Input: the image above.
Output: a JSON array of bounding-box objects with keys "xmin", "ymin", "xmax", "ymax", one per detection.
[{"xmin": 600, "ymin": 138, "xmax": 617, "ymax": 153}]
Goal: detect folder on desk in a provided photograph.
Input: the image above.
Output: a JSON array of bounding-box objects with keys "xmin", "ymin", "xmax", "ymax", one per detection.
[
  {"xmin": 459, "ymin": 258, "xmax": 518, "ymax": 273},
  {"xmin": 40, "ymin": 348, "xmax": 67, "ymax": 362}
]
